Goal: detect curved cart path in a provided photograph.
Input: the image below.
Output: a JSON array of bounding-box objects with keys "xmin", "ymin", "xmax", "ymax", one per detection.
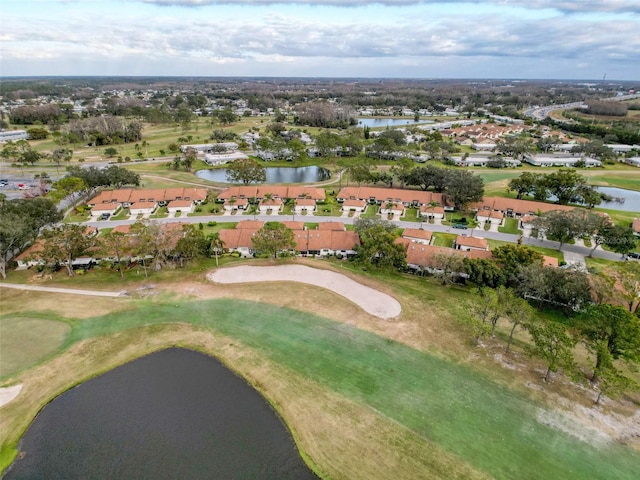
[{"xmin": 207, "ymin": 264, "xmax": 401, "ymax": 320}]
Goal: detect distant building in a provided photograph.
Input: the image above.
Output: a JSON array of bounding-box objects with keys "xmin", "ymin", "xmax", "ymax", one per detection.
[{"xmin": 0, "ymin": 130, "xmax": 28, "ymax": 142}]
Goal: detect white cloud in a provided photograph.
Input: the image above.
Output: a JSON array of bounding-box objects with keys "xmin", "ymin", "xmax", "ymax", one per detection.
[{"xmin": 139, "ymin": 0, "xmax": 640, "ymax": 13}]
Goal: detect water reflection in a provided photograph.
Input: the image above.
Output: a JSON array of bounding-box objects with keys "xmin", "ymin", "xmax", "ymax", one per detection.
[{"xmin": 196, "ymin": 166, "xmax": 331, "ymax": 184}]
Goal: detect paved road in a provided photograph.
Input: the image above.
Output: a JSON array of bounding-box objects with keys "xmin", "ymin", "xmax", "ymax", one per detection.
[
  {"xmin": 0, "ymin": 282, "xmax": 128, "ymax": 297},
  {"xmin": 83, "ymin": 212, "xmax": 626, "ymax": 263}
]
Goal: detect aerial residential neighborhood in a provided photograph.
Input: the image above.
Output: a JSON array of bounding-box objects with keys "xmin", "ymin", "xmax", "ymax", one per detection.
[{"xmin": 2, "ymin": 0, "xmax": 640, "ymax": 476}]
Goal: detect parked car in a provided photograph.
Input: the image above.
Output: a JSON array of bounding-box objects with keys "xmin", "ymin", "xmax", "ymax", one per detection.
[
  {"xmin": 627, "ymin": 252, "xmax": 640, "ymax": 261},
  {"xmin": 99, "ymin": 213, "xmax": 111, "ymax": 220}
]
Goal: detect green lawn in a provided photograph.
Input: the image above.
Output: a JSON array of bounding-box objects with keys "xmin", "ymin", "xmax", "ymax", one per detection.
[
  {"xmin": 0, "ymin": 316, "xmax": 71, "ymax": 377},
  {"xmin": 498, "ymin": 218, "xmax": 523, "ymax": 235},
  {"xmin": 487, "ymin": 239, "xmax": 565, "ymax": 262},
  {"xmin": 432, "ymin": 233, "xmax": 457, "ymax": 248},
  {"xmin": 25, "ymin": 298, "xmax": 638, "ymax": 480}
]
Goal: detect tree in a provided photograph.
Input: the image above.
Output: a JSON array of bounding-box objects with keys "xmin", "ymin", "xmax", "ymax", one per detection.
[
  {"xmin": 405, "ymin": 165, "xmax": 447, "ymax": 192},
  {"xmin": 543, "ymin": 169, "xmax": 598, "ymax": 206},
  {"xmin": 578, "ymin": 304, "xmax": 640, "ymax": 384},
  {"xmin": 502, "ymin": 289, "xmax": 534, "ymax": 353},
  {"xmin": 491, "ymin": 244, "xmax": 543, "ymax": 283},
  {"xmin": 226, "ymin": 158, "xmax": 266, "ymax": 184},
  {"xmin": 217, "ymin": 108, "xmax": 238, "ymax": 126},
  {"xmin": 0, "ymin": 213, "xmax": 32, "ymax": 279},
  {"xmin": 174, "ymin": 225, "xmax": 208, "ymax": 267},
  {"xmin": 104, "ymin": 147, "xmax": 118, "ymax": 157},
  {"xmin": 1, "ymin": 197, "xmax": 62, "ymax": 243},
  {"xmin": 430, "ymin": 252, "xmax": 465, "ymax": 285},
  {"xmin": 463, "ymin": 288, "xmax": 500, "ymax": 346},
  {"xmin": 603, "ymin": 225, "xmax": 637, "ymax": 258},
  {"xmin": 515, "ymin": 263, "xmax": 592, "ymax": 313},
  {"xmin": 51, "ymin": 176, "xmax": 87, "ymax": 202},
  {"xmin": 355, "ymin": 224, "xmax": 406, "ymax": 271},
  {"xmin": 508, "ymin": 172, "xmax": 542, "ymax": 200},
  {"xmin": 584, "ymin": 213, "xmax": 614, "ymax": 257},
  {"xmin": 463, "ymin": 257, "xmax": 505, "ymax": 289},
  {"xmin": 496, "ymin": 135, "xmax": 535, "ymax": 159},
  {"xmin": 525, "ymin": 320, "xmax": 577, "ymax": 383},
  {"xmin": 531, "ymin": 209, "xmax": 584, "ymax": 250},
  {"xmin": 611, "ymin": 262, "xmax": 640, "ymax": 313},
  {"xmin": 101, "ymin": 230, "xmax": 130, "ymax": 278},
  {"xmin": 444, "ymin": 170, "xmax": 484, "ymax": 211},
  {"xmin": 251, "ymin": 222, "xmax": 296, "ymax": 259},
  {"xmin": 41, "ymin": 224, "xmax": 99, "ymax": 276},
  {"xmin": 208, "ymin": 232, "xmax": 225, "ymax": 267}
]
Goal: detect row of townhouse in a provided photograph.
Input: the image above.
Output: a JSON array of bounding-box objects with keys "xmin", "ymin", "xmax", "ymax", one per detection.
[
  {"xmin": 218, "ymin": 221, "xmax": 360, "ymax": 258},
  {"xmin": 15, "ymin": 223, "xmax": 190, "ymax": 269},
  {"xmin": 88, "ymin": 188, "xmax": 208, "ymax": 219}
]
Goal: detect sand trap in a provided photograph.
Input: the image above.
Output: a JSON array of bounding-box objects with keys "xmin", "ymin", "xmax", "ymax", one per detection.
[
  {"xmin": 208, "ymin": 265, "xmax": 401, "ymax": 320},
  {"xmin": 0, "ymin": 384, "xmax": 22, "ymax": 408}
]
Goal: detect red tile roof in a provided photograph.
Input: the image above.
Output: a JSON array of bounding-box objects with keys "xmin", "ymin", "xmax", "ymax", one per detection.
[
  {"xmin": 455, "ymin": 236, "xmax": 488, "ymax": 250},
  {"xmin": 337, "ymin": 187, "xmax": 447, "ymax": 207},
  {"xmin": 402, "ymin": 228, "xmax": 433, "ymax": 242}
]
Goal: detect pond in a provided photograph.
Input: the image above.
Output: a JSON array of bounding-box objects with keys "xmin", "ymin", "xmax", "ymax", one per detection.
[
  {"xmin": 357, "ymin": 117, "xmax": 433, "ymax": 128},
  {"xmin": 6, "ymin": 348, "xmax": 318, "ymax": 480},
  {"xmin": 195, "ymin": 166, "xmax": 331, "ymax": 184},
  {"xmin": 596, "ymin": 186, "xmax": 640, "ymax": 213}
]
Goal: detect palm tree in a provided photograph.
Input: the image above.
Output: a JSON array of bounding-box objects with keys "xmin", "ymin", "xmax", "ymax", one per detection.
[{"xmin": 208, "ymin": 233, "xmax": 225, "ymax": 267}]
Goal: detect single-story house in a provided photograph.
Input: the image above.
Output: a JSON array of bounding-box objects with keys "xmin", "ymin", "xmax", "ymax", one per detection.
[
  {"xmin": 15, "ymin": 240, "xmax": 46, "ymax": 269},
  {"xmin": 379, "ymin": 201, "xmax": 405, "ymax": 217},
  {"xmin": 455, "ymin": 236, "xmax": 489, "ymax": 252},
  {"xmin": 90, "ymin": 202, "xmax": 120, "ymax": 219},
  {"xmin": 476, "ymin": 210, "xmax": 504, "ymax": 226},
  {"xmin": 337, "ymin": 187, "xmax": 448, "ymax": 208},
  {"xmin": 341, "ymin": 199, "xmax": 368, "ymax": 213},
  {"xmin": 633, "ymin": 218, "xmax": 640, "ymax": 237},
  {"xmin": 470, "ymin": 196, "xmax": 573, "ymax": 217},
  {"xmin": 396, "ymin": 240, "xmax": 492, "ymax": 274},
  {"xmin": 129, "ymin": 201, "xmax": 157, "ymax": 216},
  {"xmin": 167, "ymin": 199, "xmax": 194, "ymax": 215},
  {"xmin": 402, "ymin": 228, "xmax": 432, "ymax": 245},
  {"xmin": 419, "ymin": 205, "xmax": 445, "ymax": 220},
  {"xmin": 293, "ymin": 229, "xmax": 359, "ymax": 257},
  {"xmin": 524, "ymin": 155, "xmax": 602, "ymax": 168},
  {"xmin": 218, "ymin": 228, "xmax": 259, "ymax": 258},
  {"xmin": 88, "ymin": 188, "xmax": 208, "ymax": 214},
  {"xmin": 224, "ymin": 197, "xmax": 249, "ymax": 212},
  {"xmin": 294, "ymin": 198, "xmax": 317, "ymax": 213},
  {"xmin": 259, "ymin": 197, "xmax": 283, "ymax": 213}
]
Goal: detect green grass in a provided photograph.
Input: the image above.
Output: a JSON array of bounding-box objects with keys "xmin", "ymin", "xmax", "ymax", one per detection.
[
  {"xmin": 432, "ymin": 233, "xmax": 457, "ymax": 248},
  {"xmin": 0, "ymin": 316, "xmax": 71, "ymax": 377},
  {"xmin": 149, "ymin": 206, "xmax": 168, "ymax": 218},
  {"xmin": 110, "ymin": 208, "xmax": 129, "ymax": 221},
  {"xmin": 498, "ymin": 218, "xmax": 523, "ymax": 235},
  {"xmin": 27, "ymin": 298, "xmax": 639, "ymax": 480},
  {"xmin": 400, "ymin": 207, "xmax": 420, "ymax": 223},
  {"xmin": 359, "ymin": 204, "xmax": 379, "ymax": 218}
]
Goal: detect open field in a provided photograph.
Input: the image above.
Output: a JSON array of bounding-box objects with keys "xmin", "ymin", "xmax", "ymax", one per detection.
[
  {"xmin": 2, "ymin": 279, "xmax": 639, "ymax": 479},
  {"xmin": 2, "ymin": 259, "xmax": 639, "ymax": 478}
]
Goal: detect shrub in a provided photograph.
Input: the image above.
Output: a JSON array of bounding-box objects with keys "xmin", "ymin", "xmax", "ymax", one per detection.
[{"xmin": 207, "ymin": 221, "xmax": 217, "ymax": 227}]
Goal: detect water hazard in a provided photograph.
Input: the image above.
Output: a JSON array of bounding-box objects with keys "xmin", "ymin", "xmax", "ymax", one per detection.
[
  {"xmin": 195, "ymin": 166, "xmax": 331, "ymax": 184},
  {"xmin": 6, "ymin": 348, "xmax": 318, "ymax": 480}
]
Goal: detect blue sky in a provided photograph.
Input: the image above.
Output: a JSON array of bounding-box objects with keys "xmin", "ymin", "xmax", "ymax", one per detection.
[{"xmin": 1, "ymin": 0, "xmax": 639, "ymax": 79}]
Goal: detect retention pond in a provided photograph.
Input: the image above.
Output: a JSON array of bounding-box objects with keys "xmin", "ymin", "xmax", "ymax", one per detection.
[{"xmin": 6, "ymin": 348, "xmax": 317, "ymax": 480}]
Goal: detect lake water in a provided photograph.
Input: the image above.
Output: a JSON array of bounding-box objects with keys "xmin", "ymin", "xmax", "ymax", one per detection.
[
  {"xmin": 196, "ymin": 166, "xmax": 331, "ymax": 184},
  {"xmin": 357, "ymin": 117, "xmax": 433, "ymax": 128},
  {"xmin": 596, "ymin": 187, "xmax": 640, "ymax": 212},
  {"xmin": 6, "ymin": 348, "xmax": 318, "ymax": 480}
]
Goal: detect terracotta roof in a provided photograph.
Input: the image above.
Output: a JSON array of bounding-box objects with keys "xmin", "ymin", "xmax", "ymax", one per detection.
[
  {"xmin": 477, "ymin": 210, "xmax": 504, "ymax": 220},
  {"xmin": 218, "ymin": 186, "xmax": 325, "ymax": 201},
  {"xmin": 470, "ymin": 196, "xmax": 573, "ymax": 216},
  {"xmin": 337, "ymin": 187, "xmax": 447, "ymax": 207},
  {"xmin": 15, "ymin": 240, "xmax": 45, "ymax": 261},
  {"xmin": 381, "ymin": 201, "xmax": 405, "ymax": 211},
  {"xmin": 91, "ymin": 203, "xmax": 119, "ymax": 212},
  {"xmin": 317, "ymin": 222, "xmax": 346, "ymax": 231},
  {"xmin": 399, "ymin": 242, "xmax": 492, "ymax": 269},
  {"xmin": 167, "ymin": 199, "xmax": 193, "ymax": 208},
  {"xmin": 236, "ymin": 220, "xmax": 265, "ymax": 230},
  {"xmin": 342, "ymin": 199, "xmax": 367, "ymax": 208},
  {"xmin": 402, "ymin": 228, "xmax": 433, "ymax": 242},
  {"xmin": 280, "ymin": 221, "xmax": 305, "ymax": 230},
  {"xmin": 260, "ymin": 198, "xmax": 283, "ymax": 207},
  {"xmin": 219, "ymin": 228, "xmax": 258, "ymax": 249},
  {"xmin": 633, "ymin": 218, "xmax": 640, "ymax": 234},
  {"xmin": 455, "ymin": 236, "xmax": 488, "ymax": 250},
  {"xmin": 295, "ymin": 198, "xmax": 316, "ymax": 207},
  {"xmin": 293, "ymin": 229, "xmax": 359, "ymax": 252},
  {"xmin": 419, "ymin": 205, "xmax": 445, "ymax": 215},
  {"xmin": 88, "ymin": 188, "xmax": 208, "ymax": 207}
]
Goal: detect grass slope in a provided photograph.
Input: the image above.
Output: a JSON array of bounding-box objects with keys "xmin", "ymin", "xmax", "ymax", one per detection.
[{"xmin": 54, "ymin": 298, "xmax": 640, "ymax": 480}]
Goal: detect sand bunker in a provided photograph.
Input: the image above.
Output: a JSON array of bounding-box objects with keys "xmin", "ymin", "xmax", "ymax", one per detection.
[
  {"xmin": 0, "ymin": 384, "xmax": 22, "ymax": 408},
  {"xmin": 208, "ymin": 265, "xmax": 401, "ymax": 319}
]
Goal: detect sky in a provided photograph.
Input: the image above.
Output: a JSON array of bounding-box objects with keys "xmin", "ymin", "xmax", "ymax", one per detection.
[{"xmin": 1, "ymin": 0, "xmax": 639, "ymax": 80}]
